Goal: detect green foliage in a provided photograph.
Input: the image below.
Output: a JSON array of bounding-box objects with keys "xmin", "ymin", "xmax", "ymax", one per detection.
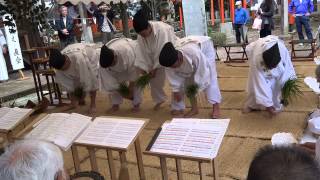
[
  {"xmin": 186, "ymin": 84, "xmax": 199, "ymax": 104},
  {"xmin": 73, "ymin": 87, "xmax": 86, "ymax": 100},
  {"xmin": 117, "ymin": 82, "xmax": 130, "ymax": 97},
  {"xmin": 135, "ymin": 74, "xmax": 152, "ymax": 90},
  {"xmin": 281, "ymin": 77, "xmax": 303, "ymax": 107},
  {"xmin": 0, "ymin": 0, "xmax": 50, "ymax": 33},
  {"xmin": 209, "ymin": 32, "xmax": 227, "ymax": 46}
]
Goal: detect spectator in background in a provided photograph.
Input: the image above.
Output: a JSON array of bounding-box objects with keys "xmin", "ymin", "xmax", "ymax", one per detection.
[
  {"xmin": 289, "ymin": 0, "xmax": 314, "ymax": 45},
  {"xmin": 234, "ymin": 1, "xmax": 249, "ymax": 44},
  {"xmin": 56, "ymin": 5, "xmax": 76, "ymax": 49},
  {"xmin": 247, "ymin": 145, "xmax": 320, "ymax": 180},
  {"xmin": 94, "ymin": 2, "xmax": 116, "ymax": 44},
  {"xmin": 258, "ymin": 0, "xmax": 275, "ymax": 38},
  {"xmin": 0, "ymin": 140, "xmax": 67, "ymax": 180}
]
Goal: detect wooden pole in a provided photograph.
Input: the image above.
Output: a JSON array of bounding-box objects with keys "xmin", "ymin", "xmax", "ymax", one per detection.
[
  {"xmin": 230, "ymin": 0, "xmax": 235, "ymax": 22},
  {"xmin": 220, "ymin": 0, "xmax": 225, "ymax": 23},
  {"xmin": 242, "ymin": 0, "xmax": 247, "ymax": 8},
  {"xmin": 210, "ymin": 0, "xmax": 215, "ymax": 26},
  {"xmin": 179, "ymin": 5, "xmax": 183, "ymax": 29},
  {"xmin": 120, "ymin": 2, "xmax": 130, "ymax": 38}
]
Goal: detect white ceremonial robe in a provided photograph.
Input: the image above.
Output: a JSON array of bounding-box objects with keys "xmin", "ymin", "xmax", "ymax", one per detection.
[
  {"xmin": 244, "ymin": 35, "xmax": 296, "ymax": 111},
  {"xmin": 135, "ymin": 21, "xmax": 178, "ymax": 104},
  {"xmin": 0, "ymin": 31, "xmax": 8, "ymax": 81},
  {"xmin": 99, "ymin": 38, "xmax": 142, "ymax": 106},
  {"xmin": 55, "ymin": 43, "xmax": 100, "ymax": 92},
  {"xmin": 166, "ymin": 36, "xmax": 222, "ymax": 111}
]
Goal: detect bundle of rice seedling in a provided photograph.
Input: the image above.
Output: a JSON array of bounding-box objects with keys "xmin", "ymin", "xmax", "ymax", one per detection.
[
  {"xmin": 186, "ymin": 84, "xmax": 199, "ymax": 104},
  {"xmin": 73, "ymin": 87, "xmax": 86, "ymax": 100},
  {"xmin": 281, "ymin": 77, "xmax": 303, "ymax": 106},
  {"xmin": 117, "ymin": 82, "xmax": 130, "ymax": 98},
  {"xmin": 135, "ymin": 74, "xmax": 152, "ymax": 90}
]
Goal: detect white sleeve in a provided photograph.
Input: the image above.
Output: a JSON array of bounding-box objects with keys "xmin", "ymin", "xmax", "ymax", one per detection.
[
  {"xmin": 166, "ymin": 69, "xmax": 185, "ymax": 92},
  {"xmin": 99, "ymin": 68, "xmax": 119, "ymax": 92}
]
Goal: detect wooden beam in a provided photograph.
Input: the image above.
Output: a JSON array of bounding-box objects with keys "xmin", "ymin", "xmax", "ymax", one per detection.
[
  {"xmin": 220, "ymin": 0, "xmax": 225, "ymax": 23},
  {"xmin": 230, "ymin": 0, "xmax": 235, "ymax": 22},
  {"xmin": 211, "ymin": 0, "xmax": 215, "ymax": 26}
]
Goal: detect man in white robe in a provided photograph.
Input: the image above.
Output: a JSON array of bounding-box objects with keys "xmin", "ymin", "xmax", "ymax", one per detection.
[
  {"xmin": 0, "ymin": 30, "xmax": 8, "ymax": 82},
  {"xmin": 244, "ymin": 35, "xmax": 296, "ymax": 115},
  {"xmin": 49, "ymin": 43, "xmax": 99, "ymax": 113},
  {"xmin": 133, "ymin": 9, "xmax": 178, "ymax": 110},
  {"xmin": 99, "ymin": 38, "xmax": 142, "ymax": 112},
  {"xmin": 159, "ymin": 36, "xmax": 222, "ymax": 118}
]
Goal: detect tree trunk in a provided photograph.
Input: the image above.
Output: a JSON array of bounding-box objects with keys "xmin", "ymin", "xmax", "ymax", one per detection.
[{"xmin": 120, "ymin": 2, "xmax": 130, "ymax": 38}]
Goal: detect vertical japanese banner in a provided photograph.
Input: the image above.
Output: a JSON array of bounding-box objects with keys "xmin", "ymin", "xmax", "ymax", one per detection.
[
  {"xmin": 2, "ymin": 14, "xmax": 24, "ymax": 70},
  {"xmin": 182, "ymin": 0, "xmax": 207, "ymax": 36}
]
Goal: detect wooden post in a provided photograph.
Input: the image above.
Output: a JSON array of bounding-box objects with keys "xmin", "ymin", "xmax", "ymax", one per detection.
[
  {"xmin": 212, "ymin": 159, "xmax": 219, "ymax": 180},
  {"xmin": 280, "ymin": 0, "xmax": 289, "ymax": 35},
  {"xmin": 199, "ymin": 162, "xmax": 204, "ymax": 180},
  {"xmin": 134, "ymin": 138, "xmax": 146, "ymax": 180},
  {"xmin": 230, "ymin": 0, "xmax": 235, "ymax": 22},
  {"xmin": 120, "ymin": 2, "xmax": 130, "ymax": 38},
  {"xmin": 106, "ymin": 150, "xmax": 117, "ymax": 180},
  {"xmin": 176, "ymin": 159, "xmax": 183, "ymax": 180},
  {"xmin": 119, "ymin": 152, "xmax": 130, "ymax": 180},
  {"xmin": 71, "ymin": 146, "xmax": 81, "ymax": 173},
  {"xmin": 220, "ymin": 0, "xmax": 225, "ymax": 23},
  {"xmin": 88, "ymin": 147, "xmax": 98, "ymax": 172},
  {"xmin": 160, "ymin": 157, "xmax": 169, "ymax": 180},
  {"xmin": 210, "ymin": 0, "xmax": 215, "ymax": 26},
  {"xmin": 179, "ymin": 6, "xmax": 183, "ymax": 29},
  {"xmin": 242, "ymin": 0, "xmax": 247, "ymax": 8}
]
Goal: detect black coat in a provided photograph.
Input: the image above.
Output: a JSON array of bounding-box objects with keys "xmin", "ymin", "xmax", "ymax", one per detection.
[
  {"xmin": 55, "ymin": 15, "xmax": 75, "ymax": 42},
  {"xmin": 259, "ymin": 2, "xmax": 275, "ymax": 30}
]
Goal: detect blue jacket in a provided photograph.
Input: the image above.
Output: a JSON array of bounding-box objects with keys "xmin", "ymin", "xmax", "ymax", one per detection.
[
  {"xmin": 93, "ymin": 10, "xmax": 115, "ymax": 32},
  {"xmin": 289, "ymin": 0, "xmax": 314, "ymax": 15},
  {"xmin": 234, "ymin": 8, "xmax": 249, "ymax": 25}
]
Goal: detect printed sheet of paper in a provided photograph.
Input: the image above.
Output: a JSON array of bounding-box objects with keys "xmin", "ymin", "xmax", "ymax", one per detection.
[
  {"xmin": 304, "ymin": 77, "xmax": 320, "ymax": 94},
  {"xmin": 76, "ymin": 117, "xmax": 146, "ymax": 149},
  {"xmin": 26, "ymin": 113, "xmax": 92, "ymax": 151},
  {"xmin": 150, "ymin": 119, "xmax": 230, "ymax": 159},
  {"xmin": 0, "ymin": 107, "xmax": 33, "ymax": 130}
]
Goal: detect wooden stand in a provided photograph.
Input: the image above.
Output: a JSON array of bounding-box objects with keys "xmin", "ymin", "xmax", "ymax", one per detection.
[
  {"xmin": 17, "ymin": 70, "xmax": 30, "ymax": 81},
  {"xmin": 290, "ymin": 39, "xmax": 316, "ymax": 61},
  {"xmin": 144, "ymin": 151, "xmax": 219, "ymax": 180},
  {"xmin": 72, "ymin": 116, "xmax": 149, "ymax": 180},
  {"xmin": 222, "ymin": 43, "xmax": 248, "ymax": 63}
]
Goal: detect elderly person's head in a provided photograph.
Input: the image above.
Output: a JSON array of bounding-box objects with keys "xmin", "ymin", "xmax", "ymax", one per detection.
[
  {"xmin": 60, "ymin": 5, "xmax": 68, "ymax": 17},
  {"xmin": 247, "ymin": 145, "xmax": 320, "ymax": 180},
  {"xmin": 0, "ymin": 140, "xmax": 67, "ymax": 180}
]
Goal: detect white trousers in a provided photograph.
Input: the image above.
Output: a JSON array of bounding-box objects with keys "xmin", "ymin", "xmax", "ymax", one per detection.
[
  {"xmin": 150, "ymin": 67, "xmax": 167, "ymax": 104},
  {"xmin": 244, "ymin": 78, "xmax": 283, "ymax": 111},
  {"xmin": 110, "ymin": 86, "xmax": 142, "ymax": 106},
  {"xmin": 171, "ymin": 62, "xmax": 222, "ymax": 110}
]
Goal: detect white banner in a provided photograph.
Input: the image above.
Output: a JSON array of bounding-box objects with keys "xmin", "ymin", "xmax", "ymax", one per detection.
[
  {"xmin": 182, "ymin": 0, "xmax": 207, "ymax": 36},
  {"xmin": 2, "ymin": 14, "xmax": 24, "ymax": 70}
]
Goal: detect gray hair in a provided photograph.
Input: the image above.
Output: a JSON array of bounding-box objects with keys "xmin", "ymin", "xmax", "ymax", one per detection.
[{"xmin": 0, "ymin": 140, "xmax": 64, "ymax": 180}]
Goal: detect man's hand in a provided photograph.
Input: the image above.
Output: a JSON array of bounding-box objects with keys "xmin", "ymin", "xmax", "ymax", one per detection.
[
  {"xmin": 306, "ymin": 12, "xmax": 311, "ymax": 16},
  {"xmin": 149, "ymin": 69, "xmax": 157, "ymax": 78},
  {"xmin": 137, "ymin": 68, "xmax": 147, "ymax": 75},
  {"xmin": 293, "ymin": 14, "xmax": 296, "ymax": 17},
  {"xmin": 62, "ymin": 29, "xmax": 69, "ymax": 35},
  {"xmin": 173, "ymin": 92, "xmax": 183, "ymax": 102}
]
